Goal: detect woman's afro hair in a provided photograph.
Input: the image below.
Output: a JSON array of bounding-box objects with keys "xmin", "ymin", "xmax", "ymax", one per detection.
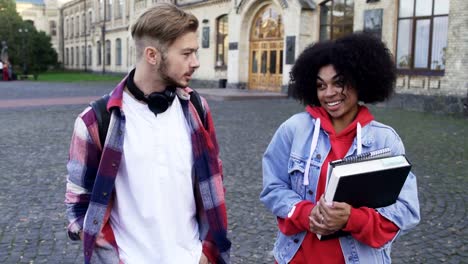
[{"xmin": 289, "ymin": 32, "xmax": 396, "ymax": 106}]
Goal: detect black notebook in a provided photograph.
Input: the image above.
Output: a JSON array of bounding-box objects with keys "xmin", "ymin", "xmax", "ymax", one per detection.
[{"xmin": 317, "ymin": 148, "xmax": 412, "ymax": 240}]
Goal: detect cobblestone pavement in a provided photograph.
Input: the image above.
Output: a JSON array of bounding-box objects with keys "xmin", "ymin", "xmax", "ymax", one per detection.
[{"xmin": 0, "ymin": 81, "xmax": 466, "ymax": 263}]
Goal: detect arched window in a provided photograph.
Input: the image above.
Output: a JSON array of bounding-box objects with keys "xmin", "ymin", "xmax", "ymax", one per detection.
[
  {"xmin": 71, "ymin": 17, "xmax": 74, "ymax": 38},
  {"xmin": 97, "ymin": 41, "xmax": 102, "ymax": 65},
  {"xmin": 319, "ymin": 0, "xmax": 354, "ymax": 40},
  {"xmin": 82, "ymin": 14, "xmax": 85, "ymax": 35},
  {"xmin": 76, "ymin": 46, "xmax": 80, "ymax": 66},
  {"xmin": 116, "ymin": 38, "xmax": 122, "ymax": 65},
  {"xmin": 105, "ymin": 40, "xmax": 111, "ymax": 65},
  {"xmin": 65, "ymin": 48, "xmax": 69, "ymax": 65},
  {"xmin": 76, "ymin": 15, "xmax": 80, "ymax": 37},
  {"xmin": 88, "ymin": 11, "xmax": 92, "ymax": 34},
  {"xmin": 88, "ymin": 45, "xmax": 92, "ymax": 66},
  {"xmin": 82, "ymin": 46, "xmax": 86, "ymax": 65},
  {"xmin": 215, "ymin": 15, "xmax": 228, "ymax": 68},
  {"xmin": 71, "ymin": 47, "xmax": 74, "ymax": 66},
  {"xmin": 64, "ymin": 19, "xmax": 68, "ymax": 38}
]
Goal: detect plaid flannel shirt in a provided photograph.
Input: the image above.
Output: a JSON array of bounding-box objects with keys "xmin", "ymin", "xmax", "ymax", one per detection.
[{"xmin": 65, "ymin": 77, "xmax": 231, "ymax": 263}]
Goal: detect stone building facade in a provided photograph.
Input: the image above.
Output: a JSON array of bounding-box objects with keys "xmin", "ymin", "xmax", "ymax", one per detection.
[{"xmin": 18, "ymin": 0, "xmax": 468, "ymax": 114}]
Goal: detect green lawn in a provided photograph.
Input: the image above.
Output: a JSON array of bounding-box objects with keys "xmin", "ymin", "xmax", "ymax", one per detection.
[{"xmin": 35, "ymin": 71, "xmax": 125, "ymax": 82}]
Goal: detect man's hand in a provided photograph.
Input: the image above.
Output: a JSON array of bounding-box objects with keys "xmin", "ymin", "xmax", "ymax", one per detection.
[{"xmin": 199, "ymin": 253, "xmax": 211, "ymax": 264}]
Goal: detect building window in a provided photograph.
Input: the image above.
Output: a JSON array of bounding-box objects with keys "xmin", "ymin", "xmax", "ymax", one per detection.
[
  {"xmin": 49, "ymin": 21, "xmax": 57, "ymax": 36},
  {"xmin": 115, "ymin": 0, "xmax": 123, "ymax": 19},
  {"xmin": 76, "ymin": 15, "xmax": 79, "ymax": 37},
  {"xmin": 88, "ymin": 11, "xmax": 92, "ymax": 34},
  {"xmin": 100, "ymin": 0, "xmax": 104, "ymax": 21},
  {"xmin": 71, "ymin": 47, "xmax": 74, "ymax": 66},
  {"xmin": 116, "ymin": 38, "xmax": 122, "ymax": 65},
  {"xmin": 82, "ymin": 46, "xmax": 86, "ymax": 66},
  {"xmin": 64, "ymin": 19, "xmax": 68, "ymax": 38},
  {"xmin": 105, "ymin": 40, "xmax": 111, "ymax": 65},
  {"xmin": 88, "ymin": 45, "xmax": 92, "ymax": 66},
  {"xmin": 396, "ymin": 0, "xmax": 449, "ymax": 72},
  {"xmin": 65, "ymin": 48, "xmax": 69, "ymax": 65},
  {"xmin": 319, "ymin": 0, "xmax": 354, "ymax": 40},
  {"xmin": 82, "ymin": 14, "xmax": 85, "ymax": 35},
  {"xmin": 71, "ymin": 17, "xmax": 74, "ymax": 38},
  {"xmin": 76, "ymin": 46, "xmax": 80, "ymax": 66},
  {"xmin": 97, "ymin": 41, "xmax": 102, "ymax": 65},
  {"xmin": 215, "ymin": 15, "xmax": 228, "ymax": 68},
  {"xmin": 107, "ymin": 0, "xmax": 112, "ymax": 21}
]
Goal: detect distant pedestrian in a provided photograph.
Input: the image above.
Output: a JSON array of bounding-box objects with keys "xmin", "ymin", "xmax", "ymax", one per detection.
[
  {"xmin": 64, "ymin": 3, "xmax": 230, "ymax": 264},
  {"xmin": 260, "ymin": 32, "xmax": 420, "ymax": 264},
  {"xmin": 0, "ymin": 60, "xmax": 3, "ymax": 80},
  {"xmin": 2, "ymin": 61, "xmax": 8, "ymax": 81}
]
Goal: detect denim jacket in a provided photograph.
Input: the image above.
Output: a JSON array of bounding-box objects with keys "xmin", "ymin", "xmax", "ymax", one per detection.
[{"xmin": 260, "ymin": 112, "xmax": 420, "ymax": 264}]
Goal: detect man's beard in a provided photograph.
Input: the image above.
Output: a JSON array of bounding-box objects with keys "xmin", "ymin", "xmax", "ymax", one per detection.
[{"xmin": 158, "ymin": 57, "xmax": 187, "ymax": 88}]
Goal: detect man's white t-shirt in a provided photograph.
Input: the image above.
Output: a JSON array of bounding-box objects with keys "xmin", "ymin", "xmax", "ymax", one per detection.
[{"xmin": 110, "ymin": 91, "xmax": 202, "ymax": 264}]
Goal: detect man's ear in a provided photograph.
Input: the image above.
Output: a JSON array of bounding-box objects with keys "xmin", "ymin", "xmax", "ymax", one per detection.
[{"xmin": 144, "ymin": 46, "xmax": 159, "ymax": 65}]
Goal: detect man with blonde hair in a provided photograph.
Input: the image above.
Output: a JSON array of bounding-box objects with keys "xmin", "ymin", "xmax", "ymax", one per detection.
[{"xmin": 65, "ymin": 3, "xmax": 231, "ymax": 263}]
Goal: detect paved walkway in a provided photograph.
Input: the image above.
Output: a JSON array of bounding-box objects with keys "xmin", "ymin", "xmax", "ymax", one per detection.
[{"xmin": 0, "ymin": 81, "xmax": 466, "ymax": 263}]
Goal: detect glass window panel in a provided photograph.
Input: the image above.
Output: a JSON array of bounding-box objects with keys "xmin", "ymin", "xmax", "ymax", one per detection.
[
  {"xmin": 261, "ymin": 51, "xmax": 267, "ymax": 74},
  {"xmin": 116, "ymin": 39, "xmax": 121, "ymax": 66},
  {"xmin": 414, "ymin": 19, "xmax": 430, "ymax": 68},
  {"xmin": 396, "ymin": 19, "xmax": 413, "ymax": 68},
  {"xmin": 88, "ymin": 45, "xmax": 92, "ymax": 66},
  {"xmin": 415, "ymin": 0, "xmax": 432, "ymax": 16},
  {"xmin": 82, "ymin": 46, "xmax": 85, "ymax": 65},
  {"xmin": 270, "ymin": 50, "xmax": 277, "ymax": 74},
  {"xmin": 344, "ymin": 0, "xmax": 354, "ymax": 19},
  {"xmin": 320, "ymin": 25, "xmax": 330, "ymax": 40},
  {"xmin": 97, "ymin": 41, "xmax": 101, "ymax": 65},
  {"xmin": 434, "ymin": 0, "xmax": 449, "ymax": 15},
  {"xmin": 332, "ymin": 25, "xmax": 351, "ymax": 40},
  {"xmin": 431, "ymin": 16, "xmax": 448, "ymax": 70},
  {"xmin": 399, "ymin": 0, "xmax": 415, "ymax": 17},
  {"xmin": 106, "ymin": 40, "xmax": 111, "ymax": 65},
  {"xmin": 252, "ymin": 51, "xmax": 258, "ymax": 73},
  {"xmin": 279, "ymin": 50, "xmax": 283, "ymax": 74},
  {"xmin": 320, "ymin": 2, "xmax": 331, "ymax": 25}
]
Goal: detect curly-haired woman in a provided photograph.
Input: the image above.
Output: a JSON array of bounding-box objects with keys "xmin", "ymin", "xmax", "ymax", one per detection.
[{"xmin": 260, "ymin": 32, "xmax": 420, "ymax": 264}]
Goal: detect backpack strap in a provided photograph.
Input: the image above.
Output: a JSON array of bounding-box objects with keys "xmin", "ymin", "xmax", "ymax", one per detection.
[
  {"xmin": 189, "ymin": 89, "xmax": 206, "ymax": 129},
  {"xmin": 89, "ymin": 94, "xmax": 111, "ymax": 146}
]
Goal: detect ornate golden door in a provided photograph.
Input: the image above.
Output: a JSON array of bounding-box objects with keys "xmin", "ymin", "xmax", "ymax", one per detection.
[{"xmin": 249, "ymin": 5, "xmax": 284, "ymax": 92}]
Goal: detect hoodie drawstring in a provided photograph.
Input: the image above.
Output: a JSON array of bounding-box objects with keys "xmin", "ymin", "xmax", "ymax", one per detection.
[
  {"xmin": 302, "ymin": 120, "xmax": 363, "ymax": 186},
  {"xmin": 303, "ymin": 118, "xmax": 320, "ymax": 186}
]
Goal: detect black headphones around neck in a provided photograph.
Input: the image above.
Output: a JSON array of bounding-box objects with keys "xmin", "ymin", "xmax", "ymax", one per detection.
[{"xmin": 126, "ymin": 69, "xmax": 176, "ymax": 116}]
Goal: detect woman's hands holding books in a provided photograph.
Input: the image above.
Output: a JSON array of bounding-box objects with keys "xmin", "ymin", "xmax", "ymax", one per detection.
[
  {"xmin": 317, "ymin": 195, "xmax": 351, "ymax": 232},
  {"xmin": 309, "ymin": 204, "xmax": 336, "ymax": 236}
]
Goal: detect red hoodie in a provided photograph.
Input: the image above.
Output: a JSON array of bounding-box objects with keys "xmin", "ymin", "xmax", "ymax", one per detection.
[{"xmin": 277, "ymin": 106, "xmax": 398, "ymax": 264}]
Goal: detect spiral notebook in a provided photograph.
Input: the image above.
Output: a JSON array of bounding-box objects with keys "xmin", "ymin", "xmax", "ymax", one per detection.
[{"xmin": 317, "ymin": 148, "xmax": 411, "ymax": 240}]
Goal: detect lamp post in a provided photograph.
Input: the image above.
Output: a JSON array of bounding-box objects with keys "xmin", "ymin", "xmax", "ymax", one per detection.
[
  {"xmin": 84, "ymin": 0, "xmax": 87, "ymax": 72},
  {"xmin": 18, "ymin": 28, "xmax": 29, "ymax": 75}
]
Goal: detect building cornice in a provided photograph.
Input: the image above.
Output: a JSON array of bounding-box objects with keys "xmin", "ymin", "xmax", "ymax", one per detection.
[{"xmin": 177, "ymin": 0, "xmax": 230, "ymax": 9}]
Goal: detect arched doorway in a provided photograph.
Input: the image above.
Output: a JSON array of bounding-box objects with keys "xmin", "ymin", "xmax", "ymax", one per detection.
[{"xmin": 248, "ymin": 5, "xmax": 284, "ymax": 92}]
